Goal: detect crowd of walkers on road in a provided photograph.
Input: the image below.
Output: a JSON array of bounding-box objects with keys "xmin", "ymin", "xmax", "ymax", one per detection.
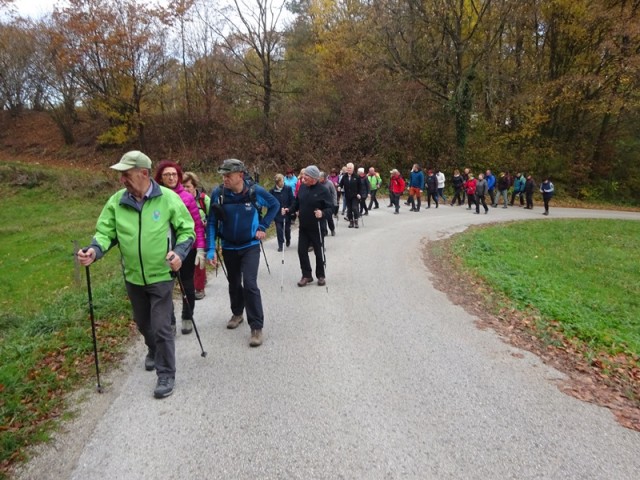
[{"xmin": 77, "ymin": 152, "xmax": 555, "ymax": 399}]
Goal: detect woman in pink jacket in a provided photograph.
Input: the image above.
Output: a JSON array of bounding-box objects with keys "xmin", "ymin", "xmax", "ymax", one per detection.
[{"xmin": 155, "ymin": 161, "xmax": 206, "ymax": 335}]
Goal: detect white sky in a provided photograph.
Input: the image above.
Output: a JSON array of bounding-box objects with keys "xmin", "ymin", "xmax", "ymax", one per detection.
[{"xmin": 10, "ymin": 0, "xmax": 61, "ymax": 18}]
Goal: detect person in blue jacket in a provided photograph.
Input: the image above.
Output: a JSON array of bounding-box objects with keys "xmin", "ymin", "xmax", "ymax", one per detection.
[
  {"xmin": 485, "ymin": 169, "xmax": 496, "ymax": 207},
  {"xmin": 206, "ymin": 158, "xmax": 279, "ymax": 347},
  {"xmin": 270, "ymin": 173, "xmax": 294, "ymax": 251}
]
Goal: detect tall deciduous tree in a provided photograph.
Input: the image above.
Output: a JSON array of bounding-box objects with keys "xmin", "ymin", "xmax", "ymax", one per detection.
[{"xmin": 54, "ymin": 0, "xmax": 169, "ymax": 147}]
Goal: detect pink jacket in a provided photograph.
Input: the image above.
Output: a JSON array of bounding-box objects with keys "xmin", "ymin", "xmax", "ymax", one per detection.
[{"xmin": 174, "ymin": 183, "xmax": 206, "ymax": 249}]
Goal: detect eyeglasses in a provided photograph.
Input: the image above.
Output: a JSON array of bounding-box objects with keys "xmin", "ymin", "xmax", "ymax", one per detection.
[{"xmin": 162, "ymin": 172, "xmax": 178, "ymax": 178}]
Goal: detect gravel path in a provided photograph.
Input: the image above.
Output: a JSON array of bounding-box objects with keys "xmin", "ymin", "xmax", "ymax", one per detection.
[{"xmin": 14, "ymin": 203, "xmax": 640, "ymax": 479}]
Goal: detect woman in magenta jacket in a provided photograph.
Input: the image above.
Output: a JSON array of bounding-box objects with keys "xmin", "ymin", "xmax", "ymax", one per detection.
[{"xmin": 155, "ymin": 160, "xmax": 206, "ymax": 335}]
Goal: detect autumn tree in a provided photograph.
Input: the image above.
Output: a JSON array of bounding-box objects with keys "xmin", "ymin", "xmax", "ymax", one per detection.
[{"xmin": 53, "ymin": 0, "xmax": 170, "ymax": 147}]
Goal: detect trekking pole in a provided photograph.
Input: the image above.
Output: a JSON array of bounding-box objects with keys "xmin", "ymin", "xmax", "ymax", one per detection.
[
  {"xmin": 84, "ymin": 264, "xmax": 103, "ymax": 393},
  {"xmin": 215, "ymin": 240, "xmax": 228, "ymax": 279},
  {"xmin": 317, "ymin": 220, "xmax": 329, "ymax": 293},
  {"xmin": 280, "ymin": 222, "xmax": 285, "ymax": 292},
  {"xmin": 259, "ymin": 240, "xmax": 271, "ymax": 274},
  {"xmin": 170, "ymin": 258, "xmax": 207, "ymax": 358}
]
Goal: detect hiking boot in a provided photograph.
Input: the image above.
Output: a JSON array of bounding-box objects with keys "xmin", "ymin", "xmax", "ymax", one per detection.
[
  {"xmin": 286, "ymin": 240, "xmax": 290, "ymax": 247},
  {"xmin": 181, "ymin": 319, "xmax": 193, "ymax": 335},
  {"xmin": 297, "ymin": 277, "xmax": 314, "ymax": 287},
  {"xmin": 153, "ymin": 376, "xmax": 175, "ymax": 399},
  {"xmin": 195, "ymin": 290, "xmax": 205, "ymax": 300},
  {"xmin": 348, "ymin": 221, "xmax": 354, "ymax": 228},
  {"xmin": 249, "ymin": 329, "xmax": 263, "ymax": 347},
  {"xmin": 354, "ymin": 221, "xmax": 359, "ymax": 228},
  {"xmin": 227, "ymin": 314, "xmax": 244, "ymax": 329},
  {"xmin": 317, "ymin": 277, "xmax": 326, "ymax": 286},
  {"xmin": 330, "ymin": 230, "xmax": 335, "ymax": 236},
  {"xmin": 278, "ymin": 246, "xmax": 283, "ymax": 252},
  {"xmin": 144, "ymin": 350, "xmax": 155, "ymax": 371}
]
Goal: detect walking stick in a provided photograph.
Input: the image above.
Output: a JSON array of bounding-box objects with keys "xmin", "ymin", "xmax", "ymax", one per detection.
[
  {"xmin": 280, "ymin": 221, "xmax": 285, "ymax": 292},
  {"xmin": 259, "ymin": 239, "xmax": 271, "ymax": 274},
  {"xmin": 170, "ymin": 258, "xmax": 207, "ymax": 358},
  {"xmin": 317, "ymin": 220, "xmax": 329, "ymax": 293},
  {"xmin": 84, "ymin": 265, "xmax": 103, "ymax": 393}
]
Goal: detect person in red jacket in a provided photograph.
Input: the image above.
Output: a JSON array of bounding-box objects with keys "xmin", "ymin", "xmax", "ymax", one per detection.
[
  {"xmin": 464, "ymin": 173, "xmax": 478, "ymax": 211},
  {"xmin": 389, "ymin": 168, "xmax": 406, "ymax": 214}
]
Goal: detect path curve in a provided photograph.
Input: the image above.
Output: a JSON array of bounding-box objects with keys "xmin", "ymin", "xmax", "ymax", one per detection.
[{"xmin": 14, "ymin": 204, "xmax": 640, "ymax": 480}]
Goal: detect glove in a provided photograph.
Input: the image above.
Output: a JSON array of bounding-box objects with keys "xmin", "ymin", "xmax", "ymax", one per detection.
[{"xmin": 195, "ymin": 248, "xmax": 206, "ymax": 268}]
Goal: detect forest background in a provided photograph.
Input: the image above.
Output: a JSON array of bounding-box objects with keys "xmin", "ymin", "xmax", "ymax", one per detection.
[{"xmin": 1, "ymin": 0, "xmax": 639, "ymax": 204}]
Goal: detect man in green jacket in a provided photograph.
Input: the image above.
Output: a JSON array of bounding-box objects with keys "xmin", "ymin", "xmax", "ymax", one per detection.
[{"xmin": 77, "ymin": 151, "xmax": 195, "ymax": 399}]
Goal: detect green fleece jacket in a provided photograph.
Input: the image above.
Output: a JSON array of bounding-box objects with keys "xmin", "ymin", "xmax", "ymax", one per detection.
[{"xmin": 90, "ymin": 180, "xmax": 195, "ymax": 286}]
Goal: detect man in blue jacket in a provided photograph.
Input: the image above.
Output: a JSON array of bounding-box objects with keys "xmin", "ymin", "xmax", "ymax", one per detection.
[
  {"xmin": 485, "ymin": 169, "xmax": 496, "ymax": 207},
  {"xmin": 206, "ymin": 158, "xmax": 279, "ymax": 347}
]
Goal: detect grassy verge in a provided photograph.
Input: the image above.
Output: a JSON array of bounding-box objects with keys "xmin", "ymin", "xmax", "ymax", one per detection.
[
  {"xmin": 449, "ymin": 219, "xmax": 640, "ymax": 356},
  {"xmin": 0, "ymin": 162, "xmax": 134, "ymax": 478},
  {"xmin": 442, "ymin": 219, "xmax": 640, "ymax": 423}
]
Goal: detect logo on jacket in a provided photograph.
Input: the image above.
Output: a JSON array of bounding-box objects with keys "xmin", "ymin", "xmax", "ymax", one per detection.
[{"xmin": 153, "ymin": 210, "xmax": 161, "ymax": 221}]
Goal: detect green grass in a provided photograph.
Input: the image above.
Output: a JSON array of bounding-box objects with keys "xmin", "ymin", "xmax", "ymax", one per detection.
[
  {"xmin": 0, "ymin": 161, "xmax": 133, "ymax": 476},
  {"xmin": 450, "ymin": 219, "xmax": 640, "ymax": 356}
]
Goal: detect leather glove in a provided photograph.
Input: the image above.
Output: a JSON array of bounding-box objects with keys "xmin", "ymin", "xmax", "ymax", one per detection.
[{"xmin": 195, "ymin": 248, "xmax": 206, "ymax": 268}]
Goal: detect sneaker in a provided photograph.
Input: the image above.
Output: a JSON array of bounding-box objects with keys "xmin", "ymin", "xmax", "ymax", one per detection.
[
  {"xmin": 153, "ymin": 376, "xmax": 175, "ymax": 398},
  {"xmin": 249, "ymin": 329, "xmax": 263, "ymax": 347},
  {"xmin": 144, "ymin": 350, "xmax": 155, "ymax": 371},
  {"xmin": 227, "ymin": 314, "xmax": 244, "ymax": 329},
  {"xmin": 195, "ymin": 290, "xmax": 205, "ymax": 300},
  {"xmin": 297, "ymin": 277, "xmax": 314, "ymax": 287},
  {"xmin": 181, "ymin": 319, "xmax": 193, "ymax": 335},
  {"xmin": 317, "ymin": 277, "xmax": 326, "ymax": 286}
]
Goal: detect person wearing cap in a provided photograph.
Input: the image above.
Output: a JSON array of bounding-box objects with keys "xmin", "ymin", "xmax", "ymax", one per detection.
[
  {"xmin": 540, "ymin": 176, "xmax": 555, "ymax": 215},
  {"xmin": 284, "ymin": 169, "xmax": 298, "ymax": 192},
  {"xmin": 206, "ymin": 158, "xmax": 279, "ymax": 347},
  {"xmin": 283, "ymin": 165, "xmax": 334, "ymax": 287},
  {"xmin": 389, "ymin": 168, "xmax": 406, "ymax": 214},
  {"xmin": 77, "ymin": 151, "xmax": 195, "ymax": 399}
]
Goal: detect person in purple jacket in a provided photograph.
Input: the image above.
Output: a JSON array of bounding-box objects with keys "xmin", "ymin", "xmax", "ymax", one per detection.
[{"xmin": 155, "ymin": 160, "xmax": 206, "ymax": 336}]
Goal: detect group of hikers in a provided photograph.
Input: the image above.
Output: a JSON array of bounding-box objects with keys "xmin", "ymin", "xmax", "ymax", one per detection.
[{"xmin": 77, "ymin": 151, "xmax": 555, "ymax": 399}]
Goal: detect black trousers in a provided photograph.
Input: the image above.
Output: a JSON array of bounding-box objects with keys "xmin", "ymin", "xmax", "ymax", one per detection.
[
  {"xmin": 368, "ymin": 189, "xmax": 379, "ymax": 209},
  {"xmin": 171, "ymin": 248, "xmax": 196, "ymax": 324},
  {"xmin": 476, "ymin": 193, "xmax": 488, "ymax": 213},
  {"xmin": 346, "ymin": 196, "xmax": 359, "ymax": 221},
  {"xmin": 451, "ymin": 188, "xmax": 463, "ymax": 205},
  {"xmin": 223, "ymin": 245, "xmax": 264, "ymax": 330},
  {"xmin": 298, "ymin": 223, "xmax": 325, "ymax": 279},
  {"xmin": 275, "ymin": 218, "xmax": 291, "ymax": 247}
]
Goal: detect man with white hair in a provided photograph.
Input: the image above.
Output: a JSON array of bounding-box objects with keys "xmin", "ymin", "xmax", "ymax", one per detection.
[{"xmin": 338, "ymin": 162, "xmax": 365, "ymax": 228}]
